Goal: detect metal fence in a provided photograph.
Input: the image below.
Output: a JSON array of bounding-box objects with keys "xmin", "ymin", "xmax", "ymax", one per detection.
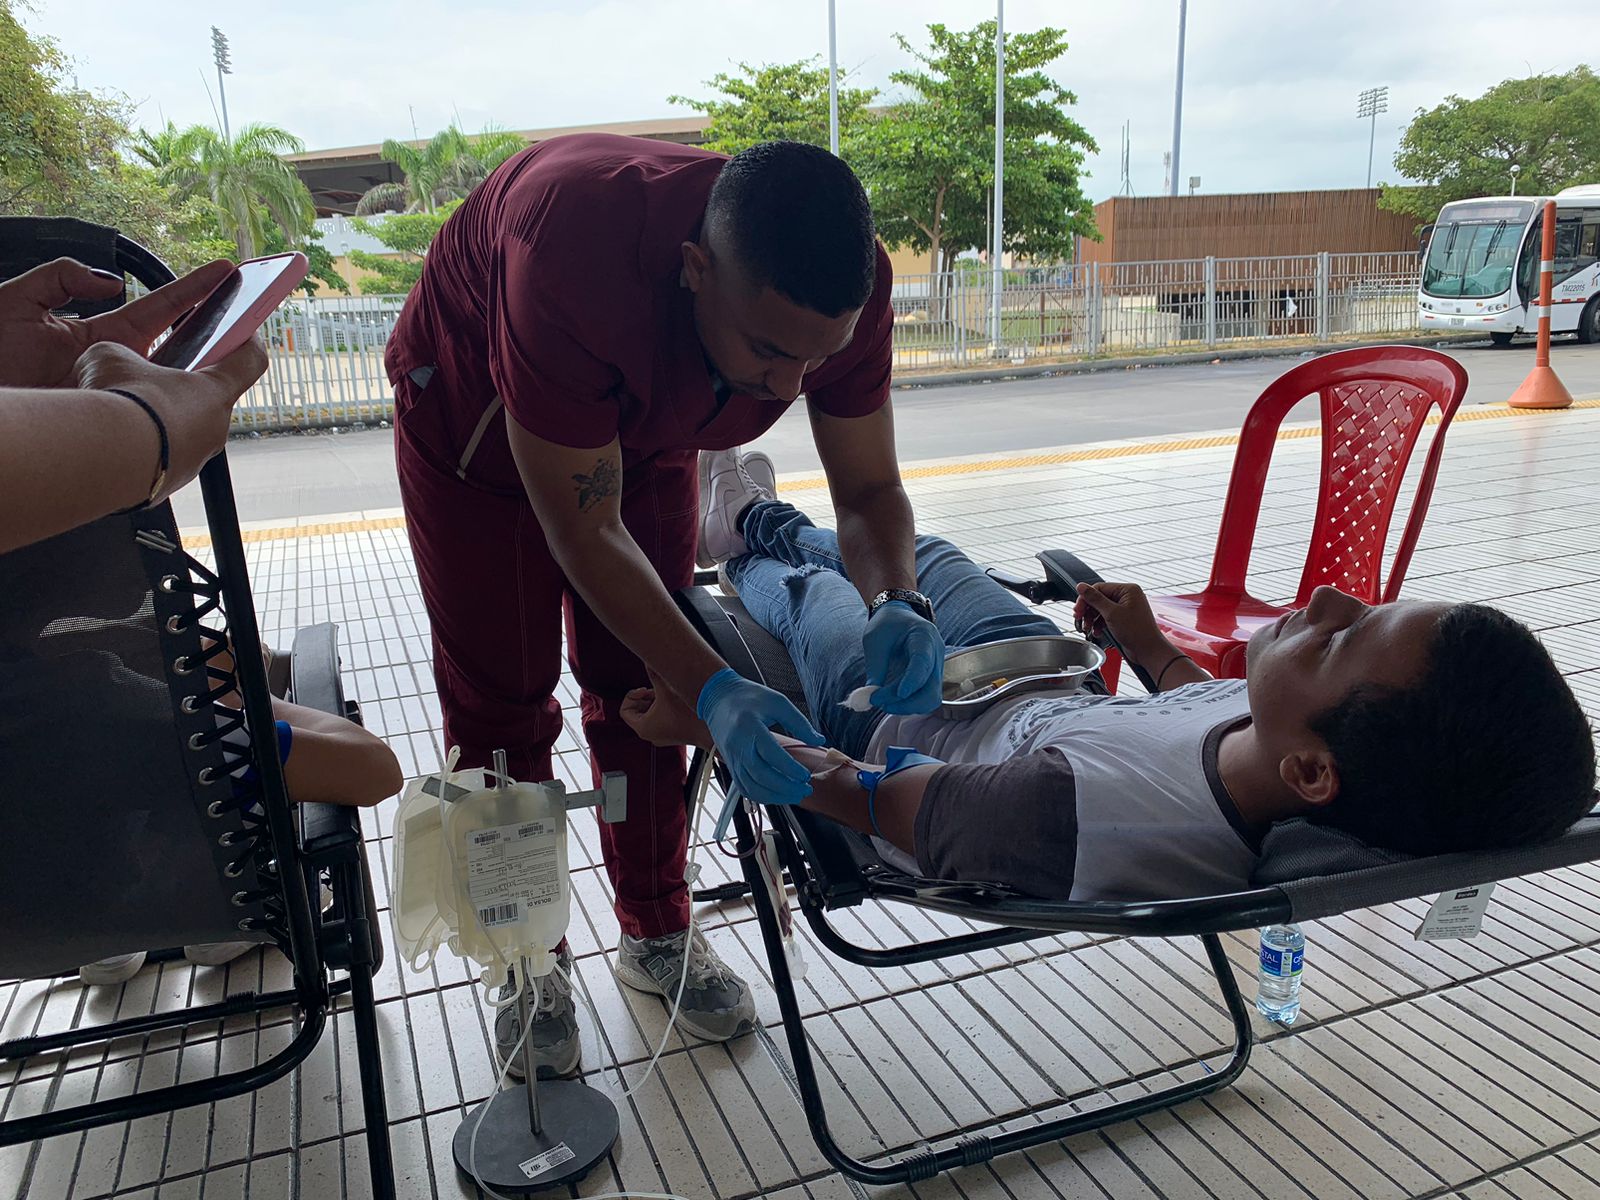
[{"xmin": 231, "ymin": 251, "xmax": 1423, "ymax": 431}]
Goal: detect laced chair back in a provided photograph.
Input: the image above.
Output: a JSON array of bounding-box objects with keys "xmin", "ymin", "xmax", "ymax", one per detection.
[{"xmin": 0, "ymin": 512, "xmax": 288, "ymax": 975}]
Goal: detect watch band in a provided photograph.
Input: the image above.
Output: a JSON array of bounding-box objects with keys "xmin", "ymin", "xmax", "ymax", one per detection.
[{"xmin": 868, "ymin": 588, "xmax": 934, "ymax": 623}]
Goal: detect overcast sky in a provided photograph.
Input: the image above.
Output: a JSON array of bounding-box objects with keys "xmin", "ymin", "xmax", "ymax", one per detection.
[{"xmin": 25, "ymin": 1, "xmax": 1589, "ymax": 201}]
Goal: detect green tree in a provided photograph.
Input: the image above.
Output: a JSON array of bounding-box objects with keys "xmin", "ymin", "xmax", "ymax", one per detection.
[
  {"xmin": 857, "ymin": 22, "xmax": 1098, "ymax": 276},
  {"xmin": 131, "ymin": 120, "xmax": 184, "ymax": 171},
  {"xmin": 261, "ymin": 222, "xmax": 349, "ymax": 296},
  {"xmin": 348, "ymin": 203, "xmax": 458, "ymax": 293},
  {"xmin": 670, "ymin": 58, "xmax": 877, "ymax": 154},
  {"xmin": 1381, "ymin": 67, "xmax": 1600, "ymax": 223},
  {"xmin": 162, "ymin": 122, "xmax": 316, "ymax": 259},
  {"xmin": 1, "ymin": 3, "xmax": 225, "ymax": 272},
  {"xmin": 356, "ymin": 124, "xmax": 526, "ymax": 216}
]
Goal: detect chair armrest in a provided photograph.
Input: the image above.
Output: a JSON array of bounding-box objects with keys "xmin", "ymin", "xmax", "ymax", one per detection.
[
  {"xmin": 288, "ymin": 623, "xmax": 363, "ymax": 863},
  {"xmin": 1034, "ymin": 549, "xmax": 1159, "ymax": 692}
]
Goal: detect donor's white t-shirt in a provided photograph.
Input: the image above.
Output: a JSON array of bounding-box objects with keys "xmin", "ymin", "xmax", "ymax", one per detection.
[{"xmin": 868, "ymin": 679, "xmax": 1261, "ymax": 902}]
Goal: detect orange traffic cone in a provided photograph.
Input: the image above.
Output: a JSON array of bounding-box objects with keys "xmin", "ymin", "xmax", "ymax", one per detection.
[
  {"xmin": 1507, "ymin": 364, "xmax": 1574, "ymax": 410},
  {"xmin": 1508, "ymin": 200, "xmax": 1574, "ymax": 411}
]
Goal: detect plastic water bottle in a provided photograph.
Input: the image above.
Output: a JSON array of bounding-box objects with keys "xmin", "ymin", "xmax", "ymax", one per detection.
[{"xmin": 1256, "ymin": 924, "xmax": 1305, "ymax": 1024}]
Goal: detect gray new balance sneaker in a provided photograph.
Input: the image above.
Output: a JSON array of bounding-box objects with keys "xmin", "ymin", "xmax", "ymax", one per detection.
[
  {"xmin": 494, "ymin": 945, "xmax": 581, "ymax": 1081},
  {"xmin": 614, "ymin": 928, "xmax": 757, "ymax": 1042}
]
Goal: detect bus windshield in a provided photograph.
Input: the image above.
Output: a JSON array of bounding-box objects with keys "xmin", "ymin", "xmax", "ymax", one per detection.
[{"xmin": 1422, "ymin": 200, "xmax": 1535, "ymax": 297}]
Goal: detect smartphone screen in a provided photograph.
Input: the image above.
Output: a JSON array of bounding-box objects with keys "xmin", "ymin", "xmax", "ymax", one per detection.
[{"xmin": 148, "ymin": 253, "xmax": 307, "ymax": 370}]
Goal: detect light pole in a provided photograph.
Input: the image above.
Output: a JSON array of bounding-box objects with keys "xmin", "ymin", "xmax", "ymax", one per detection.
[
  {"xmin": 1357, "ymin": 85, "xmax": 1388, "ymax": 189},
  {"xmin": 1169, "ymin": 0, "xmax": 1187, "ymax": 197},
  {"xmin": 211, "ymin": 26, "xmax": 232, "ymax": 142},
  {"xmin": 991, "ymin": 0, "xmax": 1005, "ymax": 353},
  {"xmin": 1510, "ymin": 163, "xmax": 1521, "ymax": 197},
  {"xmin": 826, "ymin": 0, "xmax": 839, "ymax": 155}
]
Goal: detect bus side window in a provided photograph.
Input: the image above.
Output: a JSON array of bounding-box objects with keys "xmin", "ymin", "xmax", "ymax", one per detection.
[
  {"xmin": 1580, "ymin": 219, "xmax": 1600, "ymax": 261},
  {"xmin": 1553, "ymin": 218, "xmax": 1590, "ymax": 284}
]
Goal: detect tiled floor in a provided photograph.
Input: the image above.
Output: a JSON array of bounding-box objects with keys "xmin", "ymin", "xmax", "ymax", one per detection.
[{"xmin": 5, "ymin": 400, "xmax": 1600, "ymax": 1200}]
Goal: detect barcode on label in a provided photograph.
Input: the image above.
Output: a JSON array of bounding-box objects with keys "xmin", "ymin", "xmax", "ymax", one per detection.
[{"xmin": 479, "ymin": 903, "xmax": 519, "ymax": 927}]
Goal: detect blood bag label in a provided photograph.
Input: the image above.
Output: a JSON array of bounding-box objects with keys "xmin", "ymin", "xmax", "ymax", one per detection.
[{"xmin": 465, "ymin": 820, "xmax": 561, "ymax": 928}]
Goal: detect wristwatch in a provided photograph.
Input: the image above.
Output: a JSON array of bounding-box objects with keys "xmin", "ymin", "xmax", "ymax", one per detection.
[{"xmin": 868, "ymin": 588, "xmax": 934, "ymax": 623}]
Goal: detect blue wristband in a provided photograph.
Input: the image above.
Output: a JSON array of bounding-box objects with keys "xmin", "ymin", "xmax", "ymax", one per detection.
[
  {"xmin": 856, "ymin": 746, "xmax": 945, "ymax": 839},
  {"xmin": 240, "ymin": 720, "xmax": 294, "ymax": 782}
]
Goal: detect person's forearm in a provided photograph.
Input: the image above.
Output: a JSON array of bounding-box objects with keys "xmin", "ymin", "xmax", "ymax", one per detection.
[
  {"xmin": 834, "ymin": 481, "xmax": 918, "ymax": 604},
  {"xmin": 551, "ymin": 521, "xmax": 729, "ymax": 703},
  {"xmin": 0, "ymin": 388, "xmax": 160, "ymax": 553},
  {"xmin": 773, "ymin": 734, "xmax": 930, "ymax": 854},
  {"xmin": 1123, "ymin": 631, "xmax": 1213, "ymax": 693}
]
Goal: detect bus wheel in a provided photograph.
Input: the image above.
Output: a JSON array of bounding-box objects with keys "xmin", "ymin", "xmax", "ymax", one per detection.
[
  {"xmin": 1490, "ymin": 331, "xmax": 1516, "ymax": 348},
  {"xmin": 1580, "ymin": 299, "xmax": 1599, "ymax": 345}
]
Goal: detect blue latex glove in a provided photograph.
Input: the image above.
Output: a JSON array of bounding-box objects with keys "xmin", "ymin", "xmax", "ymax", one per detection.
[
  {"xmin": 697, "ymin": 668, "xmax": 824, "ymax": 809},
  {"xmin": 862, "ymin": 600, "xmax": 945, "ymax": 715}
]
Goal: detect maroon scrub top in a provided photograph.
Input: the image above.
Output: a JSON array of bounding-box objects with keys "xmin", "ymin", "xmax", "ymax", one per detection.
[{"xmin": 386, "ymin": 132, "xmax": 894, "ymax": 492}]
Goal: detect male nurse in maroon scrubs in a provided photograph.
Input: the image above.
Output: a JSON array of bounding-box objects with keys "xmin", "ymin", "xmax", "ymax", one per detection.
[{"xmin": 387, "ymin": 135, "xmax": 941, "ymax": 1074}]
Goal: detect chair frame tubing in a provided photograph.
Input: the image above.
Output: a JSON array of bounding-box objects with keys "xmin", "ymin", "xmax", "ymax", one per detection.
[{"xmin": 729, "ymin": 801, "xmax": 1256, "ymax": 1186}]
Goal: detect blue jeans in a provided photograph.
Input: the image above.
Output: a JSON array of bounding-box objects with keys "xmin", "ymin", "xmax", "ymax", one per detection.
[{"xmin": 725, "ymin": 501, "xmax": 1060, "ymax": 758}]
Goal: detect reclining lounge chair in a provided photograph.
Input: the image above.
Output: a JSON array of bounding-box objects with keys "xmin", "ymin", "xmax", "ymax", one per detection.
[
  {"xmin": 0, "ymin": 217, "xmax": 395, "ymax": 1198},
  {"xmin": 673, "ymin": 549, "xmax": 1600, "ymax": 1187}
]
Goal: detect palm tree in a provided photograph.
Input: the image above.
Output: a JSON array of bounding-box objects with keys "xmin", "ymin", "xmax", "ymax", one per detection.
[
  {"xmin": 439, "ymin": 123, "xmax": 528, "ymax": 195},
  {"xmin": 132, "ymin": 121, "xmax": 184, "ymax": 171},
  {"xmin": 163, "ymin": 123, "xmax": 315, "ymax": 259},
  {"xmin": 356, "ymin": 124, "xmax": 527, "ymax": 216},
  {"xmin": 356, "ymin": 127, "xmax": 467, "ymax": 216}
]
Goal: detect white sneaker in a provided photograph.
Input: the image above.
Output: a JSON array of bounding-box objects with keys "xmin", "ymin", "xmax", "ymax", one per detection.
[
  {"xmin": 79, "ymin": 952, "xmax": 147, "ymax": 986},
  {"xmin": 697, "ymin": 449, "xmax": 778, "ymax": 568},
  {"xmin": 183, "ymin": 941, "xmax": 254, "ymax": 967}
]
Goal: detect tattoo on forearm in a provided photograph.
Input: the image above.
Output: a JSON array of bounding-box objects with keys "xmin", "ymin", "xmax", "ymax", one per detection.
[{"xmin": 572, "ymin": 459, "xmax": 619, "ymax": 512}]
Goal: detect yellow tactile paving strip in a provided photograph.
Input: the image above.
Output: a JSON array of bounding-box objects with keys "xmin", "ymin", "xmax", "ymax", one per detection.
[{"xmin": 180, "ymin": 397, "xmax": 1600, "ymax": 550}]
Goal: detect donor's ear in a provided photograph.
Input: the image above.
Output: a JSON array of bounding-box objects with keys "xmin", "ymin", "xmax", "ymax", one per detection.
[{"xmin": 1279, "ymin": 750, "xmax": 1339, "ymax": 808}]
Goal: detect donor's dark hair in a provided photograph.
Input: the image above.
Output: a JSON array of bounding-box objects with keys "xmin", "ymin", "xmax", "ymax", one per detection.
[
  {"xmin": 704, "ymin": 140, "xmax": 877, "ymax": 317},
  {"xmin": 1310, "ymin": 603, "xmax": 1595, "ymax": 855}
]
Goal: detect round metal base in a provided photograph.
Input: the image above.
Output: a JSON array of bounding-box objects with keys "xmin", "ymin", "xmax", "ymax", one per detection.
[{"xmin": 452, "ymin": 1080, "xmax": 618, "ymax": 1194}]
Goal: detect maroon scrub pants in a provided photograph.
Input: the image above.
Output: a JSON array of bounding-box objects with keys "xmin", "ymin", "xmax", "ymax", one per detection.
[{"xmin": 395, "ymin": 401, "xmax": 696, "ymax": 940}]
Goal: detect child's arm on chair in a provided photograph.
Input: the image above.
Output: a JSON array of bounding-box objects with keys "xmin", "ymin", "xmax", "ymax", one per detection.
[{"xmin": 268, "ymin": 696, "xmax": 404, "ymax": 808}]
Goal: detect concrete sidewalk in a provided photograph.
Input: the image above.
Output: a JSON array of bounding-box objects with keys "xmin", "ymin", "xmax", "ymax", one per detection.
[{"xmin": 13, "ymin": 392, "xmax": 1599, "ymax": 1200}]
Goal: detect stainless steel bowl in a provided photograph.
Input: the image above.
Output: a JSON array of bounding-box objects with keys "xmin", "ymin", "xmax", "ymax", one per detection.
[{"xmin": 939, "ymin": 635, "xmax": 1105, "ymax": 720}]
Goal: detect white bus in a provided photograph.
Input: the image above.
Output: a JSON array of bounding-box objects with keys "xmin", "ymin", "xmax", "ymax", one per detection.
[{"xmin": 1418, "ymin": 184, "xmax": 1600, "ymax": 345}]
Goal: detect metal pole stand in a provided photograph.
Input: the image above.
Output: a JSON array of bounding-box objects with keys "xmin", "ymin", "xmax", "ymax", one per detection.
[
  {"xmin": 451, "ymin": 956, "xmax": 619, "ymax": 1192},
  {"xmin": 449, "ymin": 755, "xmax": 628, "ymax": 1192}
]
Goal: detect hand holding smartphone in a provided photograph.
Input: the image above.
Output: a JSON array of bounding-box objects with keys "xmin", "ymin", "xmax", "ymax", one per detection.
[{"xmin": 149, "ymin": 251, "xmax": 309, "ymax": 371}]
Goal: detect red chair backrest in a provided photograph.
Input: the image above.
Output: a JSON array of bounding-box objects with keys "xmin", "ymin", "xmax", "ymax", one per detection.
[{"xmin": 1206, "ymin": 346, "xmax": 1468, "ymax": 606}]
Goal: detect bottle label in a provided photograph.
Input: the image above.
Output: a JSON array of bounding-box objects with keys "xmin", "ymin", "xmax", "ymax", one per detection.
[{"xmin": 1260, "ymin": 943, "xmax": 1303, "ymax": 978}]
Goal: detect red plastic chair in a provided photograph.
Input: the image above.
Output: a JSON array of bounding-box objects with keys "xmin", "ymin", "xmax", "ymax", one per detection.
[{"xmin": 1103, "ymin": 346, "xmax": 1468, "ymax": 691}]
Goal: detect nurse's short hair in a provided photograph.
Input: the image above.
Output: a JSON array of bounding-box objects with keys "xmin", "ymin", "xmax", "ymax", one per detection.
[{"xmin": 705, "ymin": 141, "xmax": 877, "ymax": 317}]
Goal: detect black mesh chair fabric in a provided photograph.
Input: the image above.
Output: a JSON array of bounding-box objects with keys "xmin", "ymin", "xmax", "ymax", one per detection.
[
  {"xmin": 0, "ymin": 217, "xmax": 123, "ymax": 316},
  {"xmin": 1272, "ymin": 814, "xmax": 1600, "ymax": 924},
  {"xmin": 0, "ymin": 508, "xmax": 274, "ymax": 977}
]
